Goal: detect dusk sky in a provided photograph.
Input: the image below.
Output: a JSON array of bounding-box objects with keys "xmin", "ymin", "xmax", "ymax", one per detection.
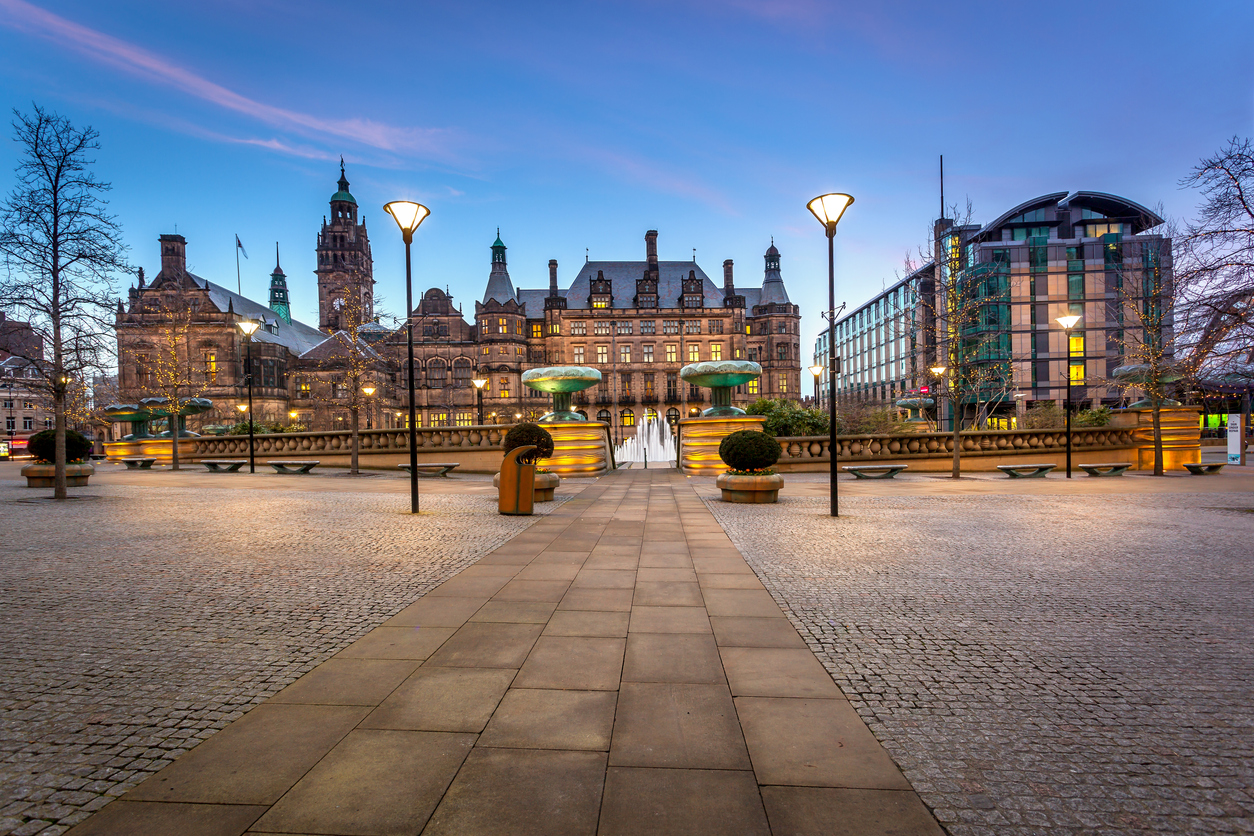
[{"xmin": 2, "ymin": 0, "xmax": 1250, "ymax": 357}]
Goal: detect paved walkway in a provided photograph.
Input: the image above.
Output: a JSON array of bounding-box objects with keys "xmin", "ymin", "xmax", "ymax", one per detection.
[{"xmin": 67, "ymin": 469, "xmax": 943, "ymax": 836}]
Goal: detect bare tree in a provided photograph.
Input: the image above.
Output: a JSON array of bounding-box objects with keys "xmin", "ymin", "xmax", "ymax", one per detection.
[
  {"xmin": 0, "ymin": 106, "xmax": 127, "ymax": 498},
  {"xmin": 312, "ymin": 294, "xmax": 388, "ymax": 474},
  {"xmin": 907, "ymin": 203, "xmax": 1015, "ymax": 477}
]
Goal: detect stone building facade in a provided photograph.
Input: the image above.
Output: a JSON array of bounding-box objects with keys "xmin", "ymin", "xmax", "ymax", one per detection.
[{"xmin": 114, "ymin": 166, "xmax": 803, "ymax": 438}]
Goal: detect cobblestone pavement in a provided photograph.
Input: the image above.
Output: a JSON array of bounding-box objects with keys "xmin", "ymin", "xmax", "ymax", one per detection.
[
  {"xmin": 0, "ymin": 479, "xmax": 569, "ymax": 836},
  {"xmin": 705, "ymin": 490, "xmax": 1254, "ymax": 836}
]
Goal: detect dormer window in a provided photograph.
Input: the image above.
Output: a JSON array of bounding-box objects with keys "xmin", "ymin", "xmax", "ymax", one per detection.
[{"xmin": 591, "ymin": 297, "xmax": 610, "ymax": 309}]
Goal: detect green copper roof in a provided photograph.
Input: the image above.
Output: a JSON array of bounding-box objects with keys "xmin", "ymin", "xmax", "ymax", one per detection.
[
  {"xmin": 331, "ymin": 189, "xmax": 357, "ymax": 205},
  {"xmin": 492, "ymin": 235, "xmax": 505, "ymax": 248}
]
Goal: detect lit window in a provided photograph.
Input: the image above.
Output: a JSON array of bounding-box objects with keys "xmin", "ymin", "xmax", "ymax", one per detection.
[
  {"xmin": 688, "ymin": 344, "xmax": 700, "ymax": 362},
  {"xmin": 1069, "ymin": 333, "xmax": 1085, "ymax": 356},
  {"xmin": 645, "ymin": 408, "xmax": 658, "ymax": 422},
  {"xmin": 592, "ymin": 299, "xmax": 609, "ymax": 309},
  {"xmin": 1069, "ymin": 362, "xmax": 1085, "ymax": 384},
  {"xmin": 621, "ymin": 409, "xmax": 635, "ymax": 427},
  {"xmin": 710, "ymin": 344, "xmax": 722, "ymax": 361},
  {"xmin": 778, "ymin": 373, "xmax": 787, "ymax": 393},
  {"xmin": 482, "ymin": 346, "xmax": 489, "ymax": 355},
  {"xmin": 456, "ymin": 412, "xmax": 473, "ymax": 427},
  {"xmin": 203, "ymin": 351, "xmax": 217, "ymax": 383},
  {"xmin": 499, "ymin": 378, "xmax": 510, "ymax": 398},
  {"xmin": 532, "ymin": 322, "xmax": 543, "ymax": 338},
  {"xmin": 643, "ymin": 345, "xmax": 654, "ymax": 363},
  {"xmin": 498, "ymin": 318, "xmax": 508, "ymax": 334},
  {"xmin": 549, "ymin": 322, "xmax": 560, "ymax": 335},
  {"xmin": 666, "ymin": 344, "xmax": 677, "ymax": 363},
  {"xmin": 620, "ymin": 345, "xmax": 631, "ymax": 363},
  {"xmin": 748, "ymin": 379, "xmax": 759, "ymax": 395},
  {"xmin": 516, "ymin": 320, "xmax": 523, "ymax": 335},
  {"xmin": 573, "ymin": 346, "xmax": 585, "ymax": 364},
  {"xmin": 597, "ymin": 345, "xmax": 608, "ymax": 364}
]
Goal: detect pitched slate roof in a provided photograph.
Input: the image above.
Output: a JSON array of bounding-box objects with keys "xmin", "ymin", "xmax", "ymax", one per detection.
[
  {"xmin": 198, "ymin": 276, "xmax": 327, "ymax": 355},
  {"xmin": 561, "ymin": 261, "xmax": 723, "ymax": 310}
]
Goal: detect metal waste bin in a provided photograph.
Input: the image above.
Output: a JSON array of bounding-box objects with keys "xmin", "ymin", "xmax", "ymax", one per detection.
[{"xmin": 498, "ymin": 445, "xmax": 536, "ymax": 516}]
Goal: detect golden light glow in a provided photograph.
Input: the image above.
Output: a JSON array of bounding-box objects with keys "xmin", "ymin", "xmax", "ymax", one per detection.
[
  {"xmin": 383, "ymin": 201, "xmax": 430, "ymax": 238},
  {"xmin": 1056, "ymin": 314, "xmax": 1082, "ymax": 330},
  {"xmin": 361, "ymin": 384, "xmax": 376, "ymax": 396},
  {"xmin": 807, "ymin": 193, "xmax": 855, "ymax": 228},
  {"xmin": 930, "ymin": 366, "xmax": 947, "ymax": 376},
  {"xmin": 289, "ymin": 410, "xmax": 298, "ymax": 419},
  {"xmin": 471, "ymin": 378, "xmax": 488, "ymax": 390},
  {"xmin": 236, "ymin": 403, "xmax": 248, "ymax": 413},
  {"xmin": 808, "ymin": 364, "xmax": 824, "ymax": 378},
  {"xmin": 236, "ymin": 319, "xmax": 260, "ymax": 337}
]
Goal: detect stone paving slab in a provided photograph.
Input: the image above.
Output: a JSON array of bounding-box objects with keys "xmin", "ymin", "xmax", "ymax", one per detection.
[
  {"xmin": 705, "ymin": 489, "xmax": 1254, "ymax": 836},
  {"xmin": 66, "ymin": 470, "xmax": 945, "ymax": 835}
]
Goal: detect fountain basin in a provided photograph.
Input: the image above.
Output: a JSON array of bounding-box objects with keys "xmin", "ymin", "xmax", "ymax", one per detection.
[
  {"xmin": 679, "ymin": 361, "xmax": 762, "ymax": 416},
  {"xmin": 522, "ymin": 366, "xmax": 603, "ymax": 422}
]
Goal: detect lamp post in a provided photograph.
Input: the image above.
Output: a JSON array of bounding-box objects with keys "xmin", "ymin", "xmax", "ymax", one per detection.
[
  {"xmin": 1056, "ymin": 314, "xmax": 1082, "ymax": 478},
  {"xmin": 362, "ymin": 383, "xmax": 376, "ymax": 430},
  {"xmin": 807, "ymin": 193, "xmax": 854, "ymax": 518},
  {"xmin": 930, "ymin": 366, "xmax": 947, "ymax": 431},
  {"xmin": 809, "ymin": 363, "xmax": 824, "ymax": 408},
  {"xmin": 472, "ymin": 377, "xmax": 487, "ymax": 425},
  {"xmin": 236, "ymin": 318, "xmax": 260, "ymax": 473},
  {"xmin": 384, "ymin": 200, "xmax": 431, "ymax": 514}
]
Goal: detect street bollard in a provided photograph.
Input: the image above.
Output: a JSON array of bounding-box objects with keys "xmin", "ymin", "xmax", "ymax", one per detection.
[{"xmin": 498, "ymin": 445, "xmax": 536, "ymax": 516}]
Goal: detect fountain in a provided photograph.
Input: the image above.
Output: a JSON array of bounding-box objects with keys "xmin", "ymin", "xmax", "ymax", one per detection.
[
  {"xmin": 678, "ymin": 360, "xmax": 763, "ymax": 416},
  {"xmin": 614, "ymin": 415, "xmax": 677, "ymax": 467},
  {"xmin": 521, "ymin": 366, "xmax": 602, "ymax": 421},
  {"xmin": 895, "ymin": 396, "xmax": 934, "ymax": 428},
  {"xmin": 141, "ymin": 397, "xmax": 214, "ymax": 437},
  {"xmin": 519, "ymin": 366, "xmax": 610, "ymax": 476}
]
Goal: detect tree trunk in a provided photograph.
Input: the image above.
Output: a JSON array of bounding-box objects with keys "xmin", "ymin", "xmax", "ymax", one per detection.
[
  {"xmin": 170, "ymin": 415, "xmax": 181, "ymax": 471},
  {"xmin": 351, "ymin": 404, "xmax": 360, "ymax": 475},
  {"xmin": 54, "ymin": 389, "xmax": 66, "ymax": 499},
  {"xmin": 950, "ymin": 407, "xmax": 961, "ymax": 479},
  {"xmin": 1151, "ymin": 401, "xmax": 1164, "ymax": 476}
]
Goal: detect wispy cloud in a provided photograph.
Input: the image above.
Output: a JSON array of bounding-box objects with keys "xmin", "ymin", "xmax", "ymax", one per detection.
[{"xmin": 0, "ymin": 0, "xmax": 457, "ymax": 161}]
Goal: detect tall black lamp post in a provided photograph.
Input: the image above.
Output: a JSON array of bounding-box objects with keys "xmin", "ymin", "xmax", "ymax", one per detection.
[
  {"xmin": 1056, "ymin": 314, "xmax": 1081, "ymax": 478},
  {"xmin": 236, "ymin": 318, "xmax": 260, "ymax": 473},
  {"xmin": 472, "ymin": 376, "xmax": 487, "ymax": 425},
  {"xmin": 807, "ymin": 193, "xmax": 854, "ymax": 518},
  {"xmin": 809, "ymin": 363, "xmax": 823, "ymax": 408},
  {"xmin": 930, "ymin": 365, "xmax": 948, "ymax": 432},
  {"xmin": 383, "ymin": 200, "xmax": 431, "ymax": 514}
]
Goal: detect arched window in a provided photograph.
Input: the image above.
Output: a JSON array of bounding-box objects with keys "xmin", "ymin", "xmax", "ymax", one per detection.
[
  {"xmin": 452, "ymin": 358, "xmax": 472, "ymax": 387},
  {"xmin": 427, "ymin": 359, "xmax": 447, "ymax": 389},
  {"xmin": 644, "ymin": 408, "xmax": 658, "ymax": 423},
  {"xmin": 666, "ymin": 408, "xmax": 680, "ymax": 426},
  {"xmin": 576, "ymin": 410, "xmax": 588, "ymax": 420},
  {"xmin": 621, "ymin": 409, "xmax": 635, "ymax": 427},
  {"xmin": 597, "ymin": 409, "xmax": 611, "ymax": 423}
]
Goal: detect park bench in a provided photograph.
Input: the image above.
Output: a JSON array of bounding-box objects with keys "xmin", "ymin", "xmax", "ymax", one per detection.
[
  {"xmin": 399, "ymin": 463, "xmax": 461, "ymax": 477},
  {"xmin": 1183, "ymin": 462, "xmax": 1226, "ymax": 475},
  {"xmin": 120, "ymin": 457, "xmax": 157, "ymax": 470},
  {"xmin": 996, "ymin": 463, "xmax": 1056, "ymax": 479},
  {"xmin": 268, "ymin": 460, "xmax": 320, "ymax": 474},
  {"xmin": 202, "ymin": 460, "xmax": 247, "ymax": 473},
  {"xmin": 842, "ymin": 464, "xmax": 908, "ymax": 480},
  {"xmin": 1078, "ymin": 462, "xmax": 1132, "ymax": 478}
]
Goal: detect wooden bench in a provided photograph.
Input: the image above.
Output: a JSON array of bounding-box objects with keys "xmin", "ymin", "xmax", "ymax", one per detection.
[
  {"xmin": 399, "ymin": 463, "xmax": 460, "ymax": 477},
  {"xmin": 268, "ymin": 460, "xmax": 320, "ymax": 474},
  {"xmin": 842, "ymin": 464, "xmax": 908, "ymax": 480},
  {"xmin": 996, "ymin": 463, "xmax": 1056, "ymax": 479},
  {"xmin": 120, "ymin": 457, "xmax": 157, "ymax": 470},
  {"xmin": 1183, "ymin": 462, "xmax": 1226, "ymax": 475},
  {"xmin": 202, "ymin": 460, "xmax": 247, "ymax": 473},
  {"xmin": 1078, "ymin": 462, "xmax": 1132, "ymax": 477}
]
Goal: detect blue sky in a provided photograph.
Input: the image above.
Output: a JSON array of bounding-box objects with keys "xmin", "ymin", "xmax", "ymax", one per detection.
[{"xmin": 2, "ymin": 0, "xmax": 1250, "ymax": 357}]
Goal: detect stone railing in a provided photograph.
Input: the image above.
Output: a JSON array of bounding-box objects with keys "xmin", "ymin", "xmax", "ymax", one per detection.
[
  {"xmin": 193, "ymin": 426, "xmax": 511, "ymax": 457},
  {"xmin": 773, "ymin": 427, "xmax": 1141, "ymax": 472}
]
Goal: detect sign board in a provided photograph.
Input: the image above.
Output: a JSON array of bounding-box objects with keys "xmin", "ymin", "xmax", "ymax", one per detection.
[
  {"xmin": 1228, "ymin": 413, "xmax": 1244, "ymax": 464},
  {"xmin": 0, "ymin": 440, "xmax": 8, "ymax": 459}
]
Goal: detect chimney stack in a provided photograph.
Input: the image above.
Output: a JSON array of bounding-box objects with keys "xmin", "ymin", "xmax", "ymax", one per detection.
[
  {"xmin": 159, "ymin": 234, "xmax": 187, "ymax": 278},
  {"xmin": 723, "ymin": 259, "xmax": 734, "ymax": 295},
  {"xmin": 645, "ymin": 230, "xmax": 659, "ymax": 269},
  {"xmin": 548, "ymin": 259, "xmax": 559, "ymax": 296}
]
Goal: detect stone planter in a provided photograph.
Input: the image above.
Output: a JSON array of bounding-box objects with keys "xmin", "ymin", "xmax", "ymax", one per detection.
[
  {"xmin": 21, "ymin": 462, "xmax": 95, "ymax": 488},
  {"xmin": 716, "ymin": 472, "xmax": 782, "ymax": 503},
  {"xmin": 494, "ymin": 470, "xmax": 561, "ymax": 502}
]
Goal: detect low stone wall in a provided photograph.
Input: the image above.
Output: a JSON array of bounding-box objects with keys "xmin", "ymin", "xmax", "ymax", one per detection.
[{"xmin": 107, "ymin": 423, "xmax": 612, "ymax": 475}]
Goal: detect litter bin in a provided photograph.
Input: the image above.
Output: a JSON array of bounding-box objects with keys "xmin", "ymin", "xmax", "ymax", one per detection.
[{"xmin": 498, "ymin": 444, "xmax": 536, "ymax": 516}]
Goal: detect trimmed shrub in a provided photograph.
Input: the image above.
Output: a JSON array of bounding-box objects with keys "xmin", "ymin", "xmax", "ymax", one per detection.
[
  {"xmin": 27, "ymin": 428, "xmax": 92, "ymax": 463},
  {"xmin": 746, "ymin": 397, "xmax": 828, "ymax": 436},
  {"xmin": 1021, "ymin": 401, "xmax": 1064, "ymax": 429},
  {"xmin": 1074, "ymin": 406, "xmax": 1113, "ymax": 427},
  {"xmin": 719, "ymin": 429, "xmax": 781, "ymax": 472},
  {"xmin": 503, "ymin": 422, "xmax": 554, "ymax": 464}
]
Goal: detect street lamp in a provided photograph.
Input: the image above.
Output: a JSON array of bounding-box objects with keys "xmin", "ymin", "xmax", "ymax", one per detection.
[
  {"xmin": 236, "ymin": 318, "xmax": 260, "ymax": 473},
  {"xmin": 808, "ymin": 192, "xmax": 854, "ymax": 518},
  {"xmin": 809, "ymin": 364, "xmax": 824, "ymax": 408},
  {"xmin": 384, "ymin": 199, "xmax": 431, "ymax": 514},
  {"xmin": 472, "ymin": 377, "xmax": 488, "ymax": 425},
  {"xmin": 361, "ymin": 383, "xmax": 376, "ymax": 430},
  {"xmin": 1056, "ymin": 314, "xmax": 1082, "ymax": 478},
  {"xmin": 930, "ymin": 366, "xmax": 947, "ymax": 431}
]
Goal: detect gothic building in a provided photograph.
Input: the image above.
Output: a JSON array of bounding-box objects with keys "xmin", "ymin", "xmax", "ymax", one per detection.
[{"xmin": 114, "ymin": 166, "xmax": 803, "ymax": 438}]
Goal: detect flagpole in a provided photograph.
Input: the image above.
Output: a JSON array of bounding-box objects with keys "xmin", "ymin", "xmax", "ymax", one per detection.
[{"xmin": 236, "ymin": 241, "xmax": 242, "ymax": 294}]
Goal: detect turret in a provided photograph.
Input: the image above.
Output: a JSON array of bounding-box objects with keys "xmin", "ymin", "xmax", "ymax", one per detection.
[
  {"xmin": 759, "ymin": 239, "xmax": 791, "ymax": 305},
  {"xmin": 269, "ymin": 244, "xmax": 291, "ymax": 324},
  {"xmin": 482, "ymin": 230, "xmax": 516, "ymax": 305}
]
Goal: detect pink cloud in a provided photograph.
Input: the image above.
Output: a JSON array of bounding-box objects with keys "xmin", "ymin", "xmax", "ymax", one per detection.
[{"xmin": 0, "ymin": 0, "xmax": 456, "ymax": 160}]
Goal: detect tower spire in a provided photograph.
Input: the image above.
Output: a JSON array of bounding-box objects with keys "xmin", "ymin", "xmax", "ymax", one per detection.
[{"xmin": 269, "ymin": 242, "xmax": 291, "ymax": 324}]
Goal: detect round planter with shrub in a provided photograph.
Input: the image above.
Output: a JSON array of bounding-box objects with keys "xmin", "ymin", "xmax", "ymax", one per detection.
[
  {"xmin": 20, "ymin": 428, "xmax": 95, "ymax": 488},
  {"xmin": 715, "ymin": 429, "xmax": 783, "ymax": 503},
  {"xmin": 495, "ymin": 422, "xmax": 560, "ymax": 502}
]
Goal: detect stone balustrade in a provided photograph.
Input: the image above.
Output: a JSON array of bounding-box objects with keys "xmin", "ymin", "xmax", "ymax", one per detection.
[{"xmin": 193, "ymin": 426, "xmax": 511, "ymax": 457}]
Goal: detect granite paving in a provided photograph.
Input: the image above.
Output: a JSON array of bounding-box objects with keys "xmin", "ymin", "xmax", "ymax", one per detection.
[
  {"xmin": 0, "ymin": 476, "xmax": 570, "ymax": 836},
  {"xmin": 705, "ymin": 488, "xmax": 1254, "ymax": 836}
]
